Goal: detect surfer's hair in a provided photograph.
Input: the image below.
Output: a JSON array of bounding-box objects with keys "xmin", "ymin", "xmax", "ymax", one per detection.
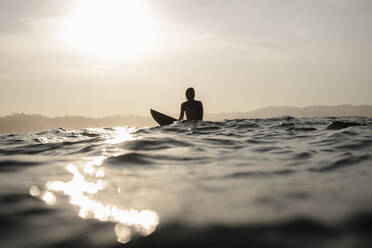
[{"xmin": 186, "ymin": 87, "xmax": 195, "ymax": 100}]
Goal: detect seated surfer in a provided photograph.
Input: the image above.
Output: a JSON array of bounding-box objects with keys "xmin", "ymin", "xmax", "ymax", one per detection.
[{"xmin": 179, "ymin": 87, "xmax": 203, "ymax": 121}]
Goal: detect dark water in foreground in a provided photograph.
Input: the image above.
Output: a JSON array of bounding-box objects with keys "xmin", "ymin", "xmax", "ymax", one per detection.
[{"xmin": 1, "ymin": 117, "xmax": 372, "ymax": 248}]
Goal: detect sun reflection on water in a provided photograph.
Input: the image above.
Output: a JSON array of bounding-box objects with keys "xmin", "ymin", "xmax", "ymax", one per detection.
[
  {"xmin": 41, "ymin": 191, "xmax": 56, "ymax": 205},
  {"xmin": 32, "ymin": 152, "xmax": 159, "ymax": 243},
  {"xmin": 107, "ymin": 127, "xmax": 136, "ymax": 144}
]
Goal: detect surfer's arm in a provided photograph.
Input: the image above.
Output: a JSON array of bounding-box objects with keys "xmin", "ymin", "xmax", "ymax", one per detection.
[
  {"xmin": 179, "ymin": 104, "xmax": 185, "ymax": 120},
  {"xmin": 200, "ymin": 102, "xmax": 203, "ymax": 121}
]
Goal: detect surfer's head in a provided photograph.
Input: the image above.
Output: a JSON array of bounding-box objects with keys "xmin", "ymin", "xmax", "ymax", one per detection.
[{"xmin": 186, "ymin": 87, "xmax": 195, "ymax": 100}]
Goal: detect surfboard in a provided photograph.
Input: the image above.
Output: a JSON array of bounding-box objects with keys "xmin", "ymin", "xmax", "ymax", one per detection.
[{"xmin": 150, "ymin": 109, "xmax": 177, "ymax": 126}]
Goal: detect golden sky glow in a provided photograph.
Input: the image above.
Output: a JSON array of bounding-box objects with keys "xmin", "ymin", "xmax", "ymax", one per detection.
[{"xmin": 0, "ymin": 0, "xmax": 371, "ymax": 117}]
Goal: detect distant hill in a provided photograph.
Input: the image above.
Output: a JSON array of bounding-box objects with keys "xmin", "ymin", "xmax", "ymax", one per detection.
[
  {"xmin": 1, "ymin": 105, "xmax": 371, "ymax": 134},
  {"xmin": 206, "ymin": 104, "xmax": 372, "ymax": 120}
]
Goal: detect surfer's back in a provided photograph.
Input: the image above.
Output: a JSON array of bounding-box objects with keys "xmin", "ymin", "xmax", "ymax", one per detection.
[{"xmin": 181, "ymin": 100, "xmax": 203, "ymax": 121}]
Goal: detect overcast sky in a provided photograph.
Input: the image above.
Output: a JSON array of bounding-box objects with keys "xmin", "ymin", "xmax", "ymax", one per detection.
[{"xmin": 0, "ymin": 0, "xmax": 371, "ymax": 117}]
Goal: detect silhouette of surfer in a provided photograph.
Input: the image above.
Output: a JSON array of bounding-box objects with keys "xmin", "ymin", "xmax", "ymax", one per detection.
[{"xmin": 179, "ymin": 87, "xmax": 203, "ymax": 121}]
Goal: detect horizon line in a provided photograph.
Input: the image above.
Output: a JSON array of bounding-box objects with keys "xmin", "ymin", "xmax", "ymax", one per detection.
[{"xmin": 2, "ymin": 104, "xmax": 372, "ymax": 118}]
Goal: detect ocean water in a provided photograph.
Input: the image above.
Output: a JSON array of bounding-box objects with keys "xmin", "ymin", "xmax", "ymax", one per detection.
[{"xmin": 0, "ymin": 116, "xmax": 372, "ymax": 248}]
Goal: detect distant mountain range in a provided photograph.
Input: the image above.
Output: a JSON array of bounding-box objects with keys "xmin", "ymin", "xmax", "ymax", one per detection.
[
  {"xmin": 1, "ymin": 105, "xmax": 371, "ymax": 134},
  {"xmin": 206, "ymin": 104, "xmax": 372, "ymax": 120}
]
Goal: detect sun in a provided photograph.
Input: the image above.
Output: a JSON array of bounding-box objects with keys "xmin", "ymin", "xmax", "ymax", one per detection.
[{"xmin": 61, "ymin": 0, "xmax": 157, "ymax": 60}]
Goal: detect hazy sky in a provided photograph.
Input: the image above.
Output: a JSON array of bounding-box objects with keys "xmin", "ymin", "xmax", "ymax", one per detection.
[{"xmin": 0, "ymin": 0, "xmax": 371, "ymax": 117}]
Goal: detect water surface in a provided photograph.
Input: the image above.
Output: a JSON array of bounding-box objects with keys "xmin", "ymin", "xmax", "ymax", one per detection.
[{"xmin": 1, "ymin": 117, "xmax": 372, "ymax": 247}]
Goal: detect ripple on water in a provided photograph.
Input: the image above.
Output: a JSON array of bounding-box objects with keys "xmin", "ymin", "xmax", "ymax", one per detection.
[
  {"xmin": 0, "ymin": 160, "xmax": 44, "ymax": 172},
  {"xmin": 310, "ymin": 154, "xmax": 371, "ymax": 173},
  {"xmin": 293, "ymin": 152, "xmax": 313, "ymax": 160},
  {"xmin": 222, "ymin": 169, "xmax": 295, "ymax": 179},
  {"xmin": 123, "ymin": 138, "xmax": 191, "ymax": 151}
]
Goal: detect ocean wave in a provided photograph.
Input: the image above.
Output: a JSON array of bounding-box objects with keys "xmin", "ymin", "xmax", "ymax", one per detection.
[{"xmin": 0, "ymin": 117, "xmax": 372, "ymax": 247}]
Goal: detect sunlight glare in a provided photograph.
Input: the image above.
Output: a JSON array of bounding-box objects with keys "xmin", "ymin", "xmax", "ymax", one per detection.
[
  {"xmin": 41, "ymin": 191, "xmax": 57, "ymax": 205},
  {"xmin": 61, "ymin": 0, "xmax": 158, "ymax": 60},
  {"xmin": 45, "ymin": 158, "xmax": 159, "ymax": 243},
  {"xmin": 29, "ymin": 186, "xmax": 41, "ymax": 197},
  {"xmin": 106, "ymin": 127, "xmax": 136, "ymax": 144}
]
